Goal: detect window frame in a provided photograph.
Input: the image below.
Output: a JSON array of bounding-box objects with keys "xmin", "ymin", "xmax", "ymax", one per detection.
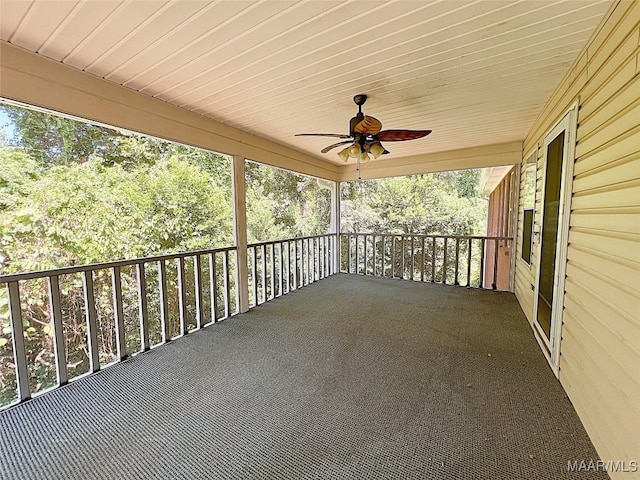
[{"xmin": 520, "ymin": 149, "xmax": 537, "ymax": 267}]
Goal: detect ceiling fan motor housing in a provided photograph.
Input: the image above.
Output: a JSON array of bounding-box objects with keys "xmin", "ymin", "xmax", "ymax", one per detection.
[{"xmin": 349, "ymin": 113, "xmax": 364, "ymax": 137}]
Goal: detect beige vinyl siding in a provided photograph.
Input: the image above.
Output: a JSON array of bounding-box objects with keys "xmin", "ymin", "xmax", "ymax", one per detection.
[{"xmin": 515, "ymin": 0, "xmax": 640, "ymax": 475}]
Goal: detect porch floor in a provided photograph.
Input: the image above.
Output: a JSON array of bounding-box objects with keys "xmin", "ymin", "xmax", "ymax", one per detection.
[{"xmin": 0, "ymin": 274, "xmax": 606, "ymax": 480}]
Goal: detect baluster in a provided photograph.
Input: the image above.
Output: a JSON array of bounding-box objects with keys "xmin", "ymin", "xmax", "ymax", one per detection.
[
  {"xmin": 411, "ymin": 236, "xmax": 415, "ymax": 280},
  {"xmin": 136, "ymin": 263, "xmax": 150, "ymax": 350},
  {"xmin": 454, "ymin": 238, "xmax": 460, "ymax": 285},
  {"xmin": 390, "ymin": 236, "xmax": 395, "ymax": 278},
  {"xmin": 252, "ymin": 246, "xmax": 258, "ymax": 306},
  {"xmin": 443, "ymin": 238, "xmax": 448, "ymax": 284},
  {"xmin": 177, "ymin": 257, "xmax": 187, "ymax": 336},
  {"xmin": 48, "ymin": 276, "xmax": 68, "ymax": 386},
  {"xmin": 382, "ymin": 236, "xmax": 386, "ymax": 277},
  {"xmin": 421, "ymin": 237, "xmax": 426, "ymax": 282},
  {"xmin": 493, "ymin": 239, "xmax": 500, "ymax": 290},
  {"xmin": 194, "ymin": 255, "xmax": 203, "ymax": 329},
  {"xmin": 401, "ymin": 236, "xmax": 406, "ymax": 279},
  {"xmin": 224, "ymin": 250, "xmax": 230, "ymax": 318},
  {"xmin": 112, "ymin": 266, "xmax": 127, "ymax": 359},
  {"xmin": 286, "ymin": 241, "xmax": 291, "ymax": 292},
  {"xmin": 299, "ymin": 239, "xmax": 303, "ymax": 287},
  {"xmin": 270, "ymin": 243, "xmax": 276, "ymax": 299},
  {"xmin": 83, "ymin": 270, "xmax": 101, "ymax": 370},
  {"xmin": 363, "ymin": 235, "xmax": 368, "ymax": 275},
  {"xmin": 7, "ymin": 282, "xmax": 30, "ymax": 401},
  {"xmin": 157, "ymin": 260, "xmax": 170, "ymax": 343},
  {"xmin": 431, "ymin": 237, "xmax": 436, "ymax": 282},
  {"xmin": 210, "ymin": 252, "xmax": 218, "ymax": 322},
  {"xmin": 479, "ymin": 238, "xmax": 486, "ymax": 289},
  {"xmin": 279, "ymin": 242, "xmax": 284, "ymax": 296},
  {"xmin": 293, "ymin": 240, "xmax": 298, "ymax": 289},
  {"xmin": 467, "ymin": 239, "xmax": 472, "ymax": 287},
  {"xmin": 312, "ymin": 238, "xmax": 316, "ymax": 282},
  {"xmin": 261, "ymin": 244, "xmax": 267, "ymax": 303}
]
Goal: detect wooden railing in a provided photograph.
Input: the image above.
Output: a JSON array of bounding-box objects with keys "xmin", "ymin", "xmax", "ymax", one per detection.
[
  {"xmin": 247, "ymin": 233, "xmax": 336, "ymax": 307},
  {"xmin": 340, "ymin": 233, "xmax": 512, "ymax": 290},
  {"xmin": 0, "ymin": 235, "xmax": 338, "ymax": 408},
  {"xmin": 0, "ymin": 246, "xmax": 238, "ymax": 406},
  {"xmin": 0, "ymin": 231, "xmax": 510, "ymax": 408}
]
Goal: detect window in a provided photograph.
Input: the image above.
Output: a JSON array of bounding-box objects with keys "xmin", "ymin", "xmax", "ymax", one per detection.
[{"xmin": 521, "ymin": 151, "xmax": 537, "ymax": 265}]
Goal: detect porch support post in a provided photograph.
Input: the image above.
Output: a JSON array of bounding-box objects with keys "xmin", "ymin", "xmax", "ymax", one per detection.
[
  {"xmin": 331, "ymin": 181, "xmax": 341, "ymax": 274},
  {"xmin": 232, "ymin": 155, "xmax": 250, "ymax": 313}
]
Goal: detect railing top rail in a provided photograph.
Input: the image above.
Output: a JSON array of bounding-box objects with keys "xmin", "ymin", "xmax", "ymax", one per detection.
[
  {"xmin": 247, "ymin": 233, "xmax": 335, "ymax": 248},
  {"xmin": 341, "ymin": 232, "xmax": 512, "ymax": 241},
  {"xmin": 0, "ymin": 245, "xmax": 238, "ymax": 283}
]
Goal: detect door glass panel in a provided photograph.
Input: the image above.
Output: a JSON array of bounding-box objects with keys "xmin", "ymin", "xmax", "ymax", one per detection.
[{"xmin": 537, "ymin": 131, "xmax": 564, "ymax": 340}]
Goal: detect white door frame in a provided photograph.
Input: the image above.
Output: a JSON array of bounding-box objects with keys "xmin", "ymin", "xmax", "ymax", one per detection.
[{"xmin": 532, "ymin": 102, "xmax": 577, "ymax": 376}]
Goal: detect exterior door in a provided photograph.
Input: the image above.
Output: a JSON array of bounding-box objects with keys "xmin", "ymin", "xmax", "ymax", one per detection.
[{"xmin": 533, "ymin": 106, "xmax": 576, "ymax": 374}]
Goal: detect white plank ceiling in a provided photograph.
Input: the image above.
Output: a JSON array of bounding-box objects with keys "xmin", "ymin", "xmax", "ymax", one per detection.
[{"xmin": 0, "ymin": 0, "xmax": 614, "ymax": 166}]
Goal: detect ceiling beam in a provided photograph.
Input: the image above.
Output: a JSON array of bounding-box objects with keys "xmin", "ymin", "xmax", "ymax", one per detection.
[
  {"xmin": 0, "ymin": 41, "xmax": 341, "ymax": 181},
  {"xmin": 338, "ymin": 141, "xmax": 523, "ymax": 181}
]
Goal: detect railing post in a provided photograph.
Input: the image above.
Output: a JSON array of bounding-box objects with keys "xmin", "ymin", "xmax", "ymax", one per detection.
[
  {"xmin": 8, "ymin": 281, "xmax": 30, "ymax": 401},
  {"xmin": 232, "ymin": 155, "xmax": 250, "ymax": 313}
]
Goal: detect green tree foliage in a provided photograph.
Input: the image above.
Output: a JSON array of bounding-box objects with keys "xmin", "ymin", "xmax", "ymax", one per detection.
[
  {"xmin": 341, "ymin": 170, "xmax": 486, "ymax": 235},
  {"xmin": 0, "ymin": 103, "xmax": 488, "ymax": 407},
  {"xmin": 0, "ymin": 105, "xmax": 235, "ymax": 405},
  {"xmin": 245, "ymin": 161, "xmax": 331, "ymax": 242}
]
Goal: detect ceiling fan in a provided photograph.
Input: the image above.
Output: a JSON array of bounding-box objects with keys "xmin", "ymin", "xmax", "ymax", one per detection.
[{"xmin": 295, "ymin": 94, "xmax": 432, "ymax": 163}]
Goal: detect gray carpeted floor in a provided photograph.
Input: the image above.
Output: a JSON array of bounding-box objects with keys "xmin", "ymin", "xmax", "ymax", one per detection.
[{"xmin": 0, "ymin": 274, "xmax": 608, "ymax": 480}]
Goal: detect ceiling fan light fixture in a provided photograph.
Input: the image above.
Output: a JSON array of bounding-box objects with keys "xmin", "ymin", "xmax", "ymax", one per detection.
[
  {"xmin": 359, "ymin": 152, "xmax": 370, "ymax": 163},
  {"xmin": 369, "ymin": 142, "xmax": 385, "ymax": 159},
  {"xmin": 337, "ymin": 147, "xmax": 350, "ymax": 162},
  {"xmin": 348, "ymin": 142, "xmax": 361, "ymax": 157}
]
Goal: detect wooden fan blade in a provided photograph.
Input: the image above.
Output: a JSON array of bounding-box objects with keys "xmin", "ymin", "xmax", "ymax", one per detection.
[
  {"xmin": 376, "ymin": 130, "xmax": 432, "ymax": 141},
  {"xmin": 354, "ymin": 115, "xmax": 383, "ymax": 135},
  {"xmin": 295, "ymin": 133, "xmax": 352, "ymax": 139},
  {"xmin": 321, "ymin": 140, "xmax": 353, "ymax": 154}
]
